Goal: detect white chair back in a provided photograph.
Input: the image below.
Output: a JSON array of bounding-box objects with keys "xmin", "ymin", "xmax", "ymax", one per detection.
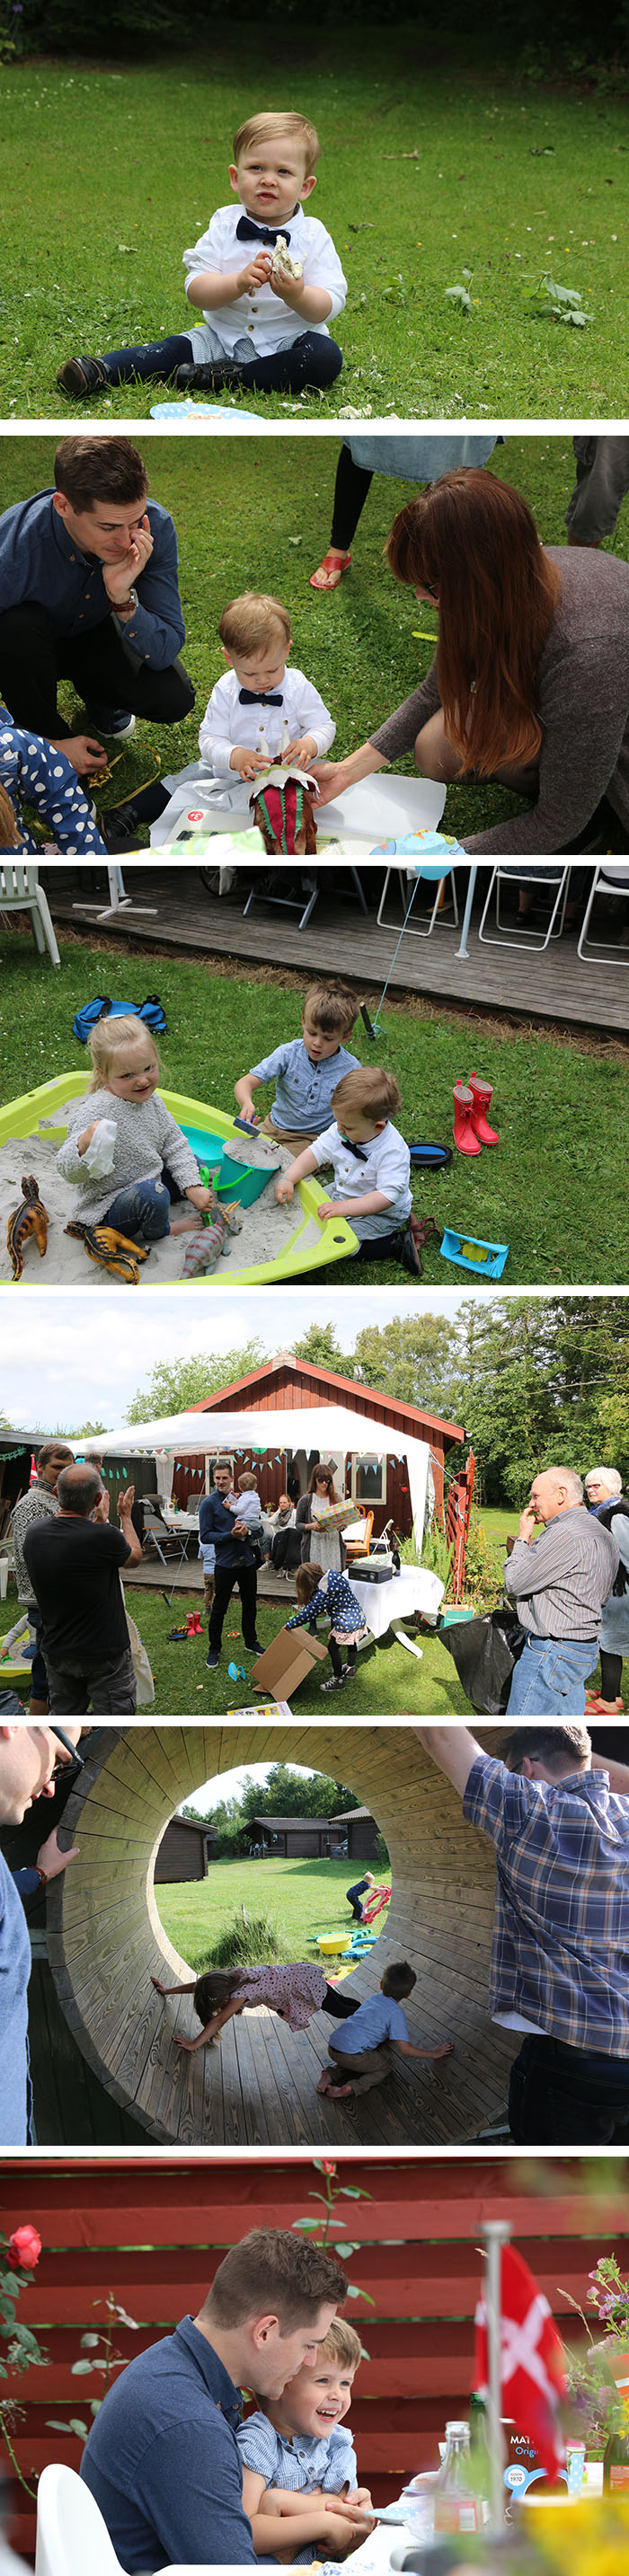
[
  {"xmin": 35, "ymin": 2466, "xmax": 127, "ymax": 2576},
  {"xmin": 34, "ymin": 2460, "xmax": 221, "ymax": 2576},
  {"xmin": 0, "ymin": 864, "xmax": 40, "ymax": 901}
]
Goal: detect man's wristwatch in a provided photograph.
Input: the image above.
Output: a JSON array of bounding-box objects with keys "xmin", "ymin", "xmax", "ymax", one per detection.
[{"xmin": 113, "ymin": 585, "xmax": 138, "ymax": 617}]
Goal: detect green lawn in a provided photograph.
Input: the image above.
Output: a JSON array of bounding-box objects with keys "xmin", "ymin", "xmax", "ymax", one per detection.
[
  {"xmin": 1, "ymin": 432, "xmax": 613, "ymax": 844},
  {"xmin": 0, "ymin": 1584, "xmax": 473, "ymax": 1712},
  {"xmin": 1, "ymin": 431, "xmax": 628, "ymax": 844},
  {"xmin": 2, "ymin": 927, "xmax": 628, "ymax": 1284},
  {"xmin": 2, "ymin": 39, "xmax": 627, "ymax": 416},
  {"xmin": 155, "ymin": 1852, "xmax": 390, "ymax": 1965}
]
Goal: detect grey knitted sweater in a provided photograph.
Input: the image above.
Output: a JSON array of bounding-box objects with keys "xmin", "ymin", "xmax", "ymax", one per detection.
[
  {"xmin": 369, "ymin": 546, "xmax": 629, "ymax": 853},
  {"xmin": 57, "ymin": 1089, "xmax": 200, "ymax": 1222}
]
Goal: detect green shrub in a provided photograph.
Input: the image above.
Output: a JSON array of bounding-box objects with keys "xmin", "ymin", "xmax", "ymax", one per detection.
[{"xmin": 196, "ymin": 1903, "xmax": 290, "ymax": 1974}]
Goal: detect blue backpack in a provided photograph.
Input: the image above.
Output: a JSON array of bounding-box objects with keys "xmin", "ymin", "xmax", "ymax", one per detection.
[{"xmin": 73, "ymin": 994, "xmax": 167, "ymax": 1045}]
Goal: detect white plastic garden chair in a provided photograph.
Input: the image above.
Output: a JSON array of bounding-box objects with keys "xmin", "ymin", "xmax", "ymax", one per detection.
[
  {"xmin": 376, "ymin": 859, "xmax": 460, "ymax": 936},
  {"xmin": 0, "ymin": 862, "xmax": 60, "ymax": 966},
  {"xmin": 34, "ymin": 2465, "xmax": 219, "ymax": 2576},
  {"xmin": 577, "ymin": 860, "xmax": 629, "ymax": 963},
  {"xmin": 477, "ymin": 860, "xmax": 570, "ymax": 951}
]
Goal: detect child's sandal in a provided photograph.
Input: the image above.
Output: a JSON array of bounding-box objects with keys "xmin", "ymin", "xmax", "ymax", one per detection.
[{"xmin": 309, "ymin": 551, "xmax": 351, "ymax": 591}]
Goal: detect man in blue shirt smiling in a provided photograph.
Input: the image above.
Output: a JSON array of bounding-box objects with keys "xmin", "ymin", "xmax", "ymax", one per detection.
[
  {"xmin": 80, "ymin": 2228, "xmax": 352, "ymax": 2571},
  {"xmin": 0, "ymin": 436, "xmax": 194, "ymax": 783}
]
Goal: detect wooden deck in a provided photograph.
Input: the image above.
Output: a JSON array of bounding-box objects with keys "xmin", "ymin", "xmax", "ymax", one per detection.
[
  {"xmin": 122, "ymin": 1558, "xmax": 296, "ymax": 1599},
  {"xmin": 45, "ymin": 865, "xmax": 629, "ymax": 1031}
]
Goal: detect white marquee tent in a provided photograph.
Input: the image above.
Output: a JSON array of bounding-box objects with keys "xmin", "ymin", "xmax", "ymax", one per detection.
[{"xmin": 84, "ymin": 1405, "xmax": 433, "ymax": 1546}]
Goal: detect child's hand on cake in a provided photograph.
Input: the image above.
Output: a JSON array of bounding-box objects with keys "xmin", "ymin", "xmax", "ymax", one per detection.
[
  {"xmin": 269, "ymin": 262, "xmax": 305, "ymax": 307},
  {"xmin": 284, "ymin": 735, "xmax": 317, "ymax": 767},
  {"xmin": 230, "ymin": 745, "xmax": 271, "ymax": 779},
  {"xmin": 235, "ymin": 252, "xmax": 272, "ymax": 296}
]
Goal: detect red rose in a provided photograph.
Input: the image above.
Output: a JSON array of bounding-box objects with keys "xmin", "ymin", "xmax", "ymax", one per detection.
[
  {"xmin": 319, "ymin": 2161, "xmax": 337, "ymax": 2175},
  {"xmin": 5, "ymin": 2226, "xmax": 42, "ymax": 2271}
]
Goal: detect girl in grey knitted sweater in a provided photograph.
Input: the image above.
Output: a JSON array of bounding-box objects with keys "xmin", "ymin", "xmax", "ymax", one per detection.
[{"xmin": 57, "ymin": 1016, "xmax": 216, "ymax": 1244}]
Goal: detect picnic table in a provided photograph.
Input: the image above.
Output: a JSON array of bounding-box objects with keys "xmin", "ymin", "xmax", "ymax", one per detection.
[{"xmin": 350, "ymin": 1564, "xmax": 444, "ymax": 1639}]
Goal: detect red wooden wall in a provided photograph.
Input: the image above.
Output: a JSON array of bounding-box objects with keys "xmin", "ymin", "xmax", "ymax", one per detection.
[{"xmin": 3, "ymin": 2155, "xmax": 627, "ymax": 2563}]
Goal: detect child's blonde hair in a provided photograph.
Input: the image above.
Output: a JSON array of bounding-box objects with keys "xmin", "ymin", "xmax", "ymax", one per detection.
[
  {"xmin": 303, "ymin": 983, "xmax": 359, "ymax": 1039},
  {"xmin": 218, "ymin": 593, "xmax": 292, "ymax": 659},
  {"xmin": 88, "ymin": 1015, "xmax": 161, "ymax": 1092},
  {"xmin": 0, "ymin": 780, "xmax": 22, "ymax": 847},
  {"xmin": 233, "ymin": 110, "xmax": 320, "ymax": 176},
  {"xmin": 237, "ymin": 1470, "xmax": 259, "ymax": 1491},
  {"xmin": 332, "ymin": 1066, "xmax": 402, "ymax": 1125}
]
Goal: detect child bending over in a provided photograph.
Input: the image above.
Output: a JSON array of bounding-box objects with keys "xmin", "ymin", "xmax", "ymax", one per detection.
[
  {"xmin": 235, "ymin": 980, "xmax": 359, "ymax": 1149},
  {"xmin": 58, "ymin": 111, "xmax": 346, "ymax": 401},
  {"xmin": 237, "ymin": 2316, "xmax": 374, "ymax": 2563},
  {"xmin": 276, "ymin": 1066, "xmax": 422, "ymax": 1275},
  {"xmin": 151, "ymin": 1956, "xmax": 359, "ymax": 2054},
  {"xmin": 317, "ymin": 1960, "xmax": 453, "ymax": 2100},
  {"xmin": 56, "ymin": 1017, "xmax": 216, "ymax": 1247},
  {"xmin": 286, "ymin": 1558, "xmax": 369, "ymax": 1694},
  {"xmin": 199, "ymin": 592, "xmax": 335, "ymax": 783}
]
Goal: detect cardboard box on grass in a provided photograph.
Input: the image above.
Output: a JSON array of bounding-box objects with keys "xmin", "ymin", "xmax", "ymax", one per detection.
[{"xmin": 251, "ymin": 1625, "xmax": 329, "ymax": 1701}]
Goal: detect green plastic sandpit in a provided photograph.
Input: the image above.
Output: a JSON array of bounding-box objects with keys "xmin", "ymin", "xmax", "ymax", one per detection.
[{"xmin": 0, "ymin": 1075, "xmax": 357, "ymax": 1287}]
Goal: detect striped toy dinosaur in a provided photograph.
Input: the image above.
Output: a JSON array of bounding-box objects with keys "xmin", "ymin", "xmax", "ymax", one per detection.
[{"xmin": 65, "ymin": 1220, "xmax": 150, "ymax": 1284}]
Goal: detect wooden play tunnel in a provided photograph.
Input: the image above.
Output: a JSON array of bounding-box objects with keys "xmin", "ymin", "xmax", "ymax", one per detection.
[{"xmin": 47, "ymin": 1725, "xmax": 514, "ymax": 2146}]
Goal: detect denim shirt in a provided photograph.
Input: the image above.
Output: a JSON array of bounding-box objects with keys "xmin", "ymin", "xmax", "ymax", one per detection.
[
  {"xmin": 81, "ymin": 2316, "xmax": 270, "ymax": 2570},
  {"xmin": 0, "ymin": 490, "xmax": 185, "ymax": 672}
]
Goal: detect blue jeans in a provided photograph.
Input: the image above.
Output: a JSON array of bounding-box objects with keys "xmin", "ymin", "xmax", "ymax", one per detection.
[
  {"xmin": 506, "ymin": 1633, "xmax": 598, "ymax": 1716},
  {"xmin": 103, "ymin": 1162, "xmax": 179, "ymax": 1244}
]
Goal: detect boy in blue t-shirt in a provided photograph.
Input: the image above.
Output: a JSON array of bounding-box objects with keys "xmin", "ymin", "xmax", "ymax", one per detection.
[
  {"xmin": 236, "ymin": 2316, "xmax": 373, "ymax": 2564},
  {"xmin": 317, "ymin": 1962, "xmax": 453, "ymax": 2098}
]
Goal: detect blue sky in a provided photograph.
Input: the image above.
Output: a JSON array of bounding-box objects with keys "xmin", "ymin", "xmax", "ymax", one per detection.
[{"xmin": 3, "ymin": 1283, "xmax": 469, "ymax": 1433}]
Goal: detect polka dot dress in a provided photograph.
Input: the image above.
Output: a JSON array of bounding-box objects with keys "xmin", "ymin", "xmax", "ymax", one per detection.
[
  {"xmin": 288, "ymin": 1566, "xmax": 368, "ymax": 1647},
  {"xmin": 0, "ymin": 710, "xmax": 107, "ymax": 853}
]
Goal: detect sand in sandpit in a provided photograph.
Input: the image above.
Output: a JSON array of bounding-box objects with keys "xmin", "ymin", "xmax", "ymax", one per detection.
[{"xmin": 0, "ymin": 1112, "xmax": 324, "ymax": 1286}]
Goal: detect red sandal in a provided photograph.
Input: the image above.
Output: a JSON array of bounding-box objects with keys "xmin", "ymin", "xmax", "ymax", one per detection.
[{"xmin": 309, "ymin": 551, "xmax": 351, "ymax": 591}]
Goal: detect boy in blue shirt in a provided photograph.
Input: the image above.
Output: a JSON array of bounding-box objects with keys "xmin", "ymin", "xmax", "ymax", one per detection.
[
  {"xmin": 317, "ymin": 1962, "xmax": 454, "ymax": 2098},
  {"xmin": 57, "ymin": 110, "xmax": 346, "ymax": 401},
  {"xmin": 237, "ymin": 2316, "xmax": 373, "ymax": 2564},
  {"xmin": 235, "ymin": 981, "xmax": 359, "ymax": 1147}
]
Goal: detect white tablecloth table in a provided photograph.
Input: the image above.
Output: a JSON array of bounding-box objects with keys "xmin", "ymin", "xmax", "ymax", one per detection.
[{"xmin": 350, "ymin": 1565, "xmax": 444, "ymax": 1639}]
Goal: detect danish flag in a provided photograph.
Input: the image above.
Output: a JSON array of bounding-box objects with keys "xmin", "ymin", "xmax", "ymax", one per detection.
[{"xmin": 474, "ymin": 2243, "xmax": 567, "ymax": 2476}]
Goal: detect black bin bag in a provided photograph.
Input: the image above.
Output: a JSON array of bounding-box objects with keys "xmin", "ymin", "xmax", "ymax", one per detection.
[{"xmin": 438, "ymin": 1605, "xmax": 527, "ymax": 1716}]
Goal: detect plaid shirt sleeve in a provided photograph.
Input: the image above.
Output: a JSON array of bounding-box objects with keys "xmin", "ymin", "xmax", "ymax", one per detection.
[
  {"xmin": 464, "ymin": 1756, "xmax": 629, "ymax": 2052},
  {"xmin": 463, "ymin": 1754, "xmax": 535, "ymax": 1845}
]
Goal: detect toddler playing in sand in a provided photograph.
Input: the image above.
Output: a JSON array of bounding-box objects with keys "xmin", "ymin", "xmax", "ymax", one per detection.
[{"xmin": 56, "ymin": 1017, "xmax": 216, "ymax": 1247}]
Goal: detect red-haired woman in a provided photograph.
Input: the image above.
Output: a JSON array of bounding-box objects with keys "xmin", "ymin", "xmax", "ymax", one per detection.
[{"xmin": 314, "ymin": 470, "xmax": 629, "ymax": 853}]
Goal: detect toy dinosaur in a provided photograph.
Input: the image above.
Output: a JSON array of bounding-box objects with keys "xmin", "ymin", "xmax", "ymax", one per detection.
[
  {"xmin": 182, "ymin": 1200, "xmax": 243, "ymax": 1277},
  {"xmin": 64, "ymin": 1219, "xmax": 150, "ymax": 1284},
  {"xmin": 250, "ymin": 762, "xmax": 318, "ymax": 855},
  {"xmin": 7, "ymin": 1175, "xmax": 49, "ymax": 1282}
]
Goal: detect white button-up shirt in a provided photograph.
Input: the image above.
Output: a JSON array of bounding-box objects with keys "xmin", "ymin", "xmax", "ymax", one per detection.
[
  {"xmin": 310, "ymin": 1119, "xmax": 412, "ymax": 1239},
  {"xmin": 199, "ymin": 664, "xmax": 335, "ymax": 772},
  {"xmin": 182, "ymin": 202, "xmax": 347, "ymax": 355}
]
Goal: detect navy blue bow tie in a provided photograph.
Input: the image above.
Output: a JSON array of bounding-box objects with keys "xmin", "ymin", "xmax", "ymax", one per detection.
[
  {"xmin": 238, "ymin": 688, "xmax": 283, "ymax": 707},
  {"xmin": 235, "ymin": 215, "xmax": 293, "ymax": 248},
  {"xmin": 340, "ymin": 1135, "xmax": 369, "ymax": 1161}
]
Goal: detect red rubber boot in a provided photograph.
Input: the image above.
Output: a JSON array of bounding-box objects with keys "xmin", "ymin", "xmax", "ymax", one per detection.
[
  {"xmin": 469, "ymin": 1072, "xmax": 499, "ymax": 1146},
  {"xmin": 453, "ymin": 1081, "xmax": 482, "ymax": 1155}
]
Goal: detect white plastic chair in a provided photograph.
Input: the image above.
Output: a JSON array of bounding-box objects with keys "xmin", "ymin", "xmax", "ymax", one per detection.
[
  {"xmin": 376, "ymin": 860, "xmax": 460, "ymax": 936},
  {"xmin": 0, "ymin": 861, "xmax": 60, "ymax": 966},
  {"xmin": 478, "ymin": 860, "xmax": 570, "ymax": 951},
  {"xmin": 35, "ymin": 2465, "xmax": 218, "ymax": 2576},
  {"xmin": 577, "ymin": 860, "xmax": 629, "ymax": 963}
]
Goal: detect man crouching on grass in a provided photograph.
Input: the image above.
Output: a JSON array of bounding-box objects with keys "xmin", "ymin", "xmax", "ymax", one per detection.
[{"xmin": 415, "ymin": 1723, "xmax": 629, "ymax": 2147}]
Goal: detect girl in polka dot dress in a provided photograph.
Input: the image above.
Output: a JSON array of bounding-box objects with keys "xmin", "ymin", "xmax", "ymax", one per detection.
[
  {"xmin": 0, "ymin": 708, "xmax": 107, "ymax": 852},
  {"xmin": 286, "ymin": 1557, "xmax": 369, "ymax": 1692}
]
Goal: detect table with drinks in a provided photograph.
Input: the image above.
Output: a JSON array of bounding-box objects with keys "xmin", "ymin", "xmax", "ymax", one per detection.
[{"xmin": 313, "ymin": 2413, "xmax": 605, "ymax": 2576}]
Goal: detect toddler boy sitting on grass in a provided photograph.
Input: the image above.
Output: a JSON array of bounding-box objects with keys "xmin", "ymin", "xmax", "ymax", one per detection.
[
  {"xmin": 199, "ymin": 591, "xmax": 335, "ymax": 783},
  {"xmin": 57, "ymin": 111, "xmax": 347, "ymax": 401},
  {"xmin": 235, "ymin": 979, "xmax": 359, "ymax": 1149},
  {"xmin": 276, "ymin": 1064, "xmax": 423, "ymax": 1275},
  {"xmin": 237, "ymin": 2316, "xmax": 374, "ymax": 2563}
]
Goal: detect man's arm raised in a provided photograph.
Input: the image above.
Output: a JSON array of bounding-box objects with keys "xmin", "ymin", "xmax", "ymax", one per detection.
[{"xmin": 413, "ymin": 1725, "xmax": 486, "ymax": 1800}]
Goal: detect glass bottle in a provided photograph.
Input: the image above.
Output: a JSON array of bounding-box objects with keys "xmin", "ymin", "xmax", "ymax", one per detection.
[
  {"xmin": 434, "ymin": 2421, "xmax": 484, "ymax": 2535},
  {"xmin": 604, "ymin": 2423, "xmax": 629, "ymax": 2492}
]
